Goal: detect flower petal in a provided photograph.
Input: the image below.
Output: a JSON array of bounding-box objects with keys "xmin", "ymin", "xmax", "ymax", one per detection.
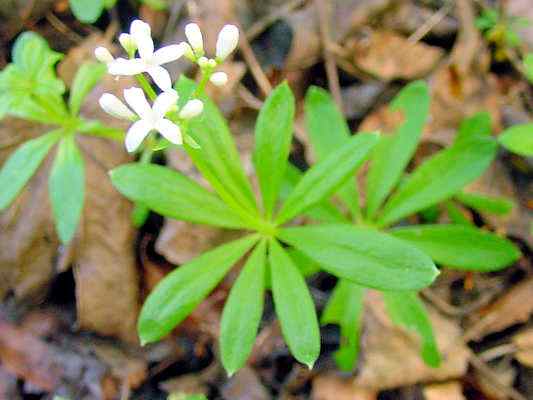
[
  {"xmin": 153, "ymin": 90, "xmax": 178, "ymax": 118},
  {"xmin": 99, "ymin": 93, "xmax": 135, "ymax": 120},
  {"xmin": 147, "ymin": 65, "xmax": 172, "ymax": 91},
  {"xmin": 131, "ymin": 19, "xmax": 154, "ymax": 60},
  {"xmin": 108, "ymin": 58, "xmax": 146, "ymax": 75},
  {"xmin": 94, "ymin": 46, "xmax": 114, "ymax": 63},
  {"xmin": 153, "ymin": 44, "xmax": 186, "ymax": 65},
  {"xmin": 185, "ymin": 23, "xmax": 204, "ymax": 54},
  {"xmin": 216, "ymin": 24, "xmax": 239, "ymax": 60},
  {"xmin": 124, "ymin": 87, "xmax": 152, "ymax": 119},
  {"xmin": 125, "ymin": 119, "xmax": 152, "ymax": 152},
  {"xmin": 155, "ymin": 118, "xmax": 182, "ymax": 145},
  {"xmin": 209, "ymin": 71, "xmax": 228, "ymax": 86}
]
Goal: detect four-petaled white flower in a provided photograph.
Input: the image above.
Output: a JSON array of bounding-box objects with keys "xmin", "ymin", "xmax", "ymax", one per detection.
[
  {"xmin": 107, "ymin": 20, "xmax": 187, "ymax": 91},
  {"xmin": 100, "ymin": 88, "xmax": 183, "ymax": 152}
]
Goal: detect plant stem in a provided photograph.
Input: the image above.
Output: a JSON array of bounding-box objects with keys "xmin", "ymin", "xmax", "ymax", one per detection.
[{"xmin": 136, "ymin": 74, "xmax": 157, "ymax": 101}]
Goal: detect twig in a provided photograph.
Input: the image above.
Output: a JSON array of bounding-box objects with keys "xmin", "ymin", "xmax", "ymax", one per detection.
[
  {"xmin": 478, "ymin": 343, "xmax": 517, "ymax": 362},
  {"xmin": 45, "ymin": 11, "xmax": 84, "ymax": 43},
  {"xmin": 314, "ymin": 0, "xmax": 343, "ymax": 109},
  {"xmin": 163, "ymin": 0, "xmax": 187, "ymax": 42},
  {"xmin": 245, "ymin": 0, "xmax": 306, "ymax": 41},
  {"xmin": 237, "ymin": 23, "xmax": 272, "ymax": 97},
  {"xmin": 469, "ymin": 353, "xmax": 527, "ymax": 400},
  {"xmin": 408, "ymin": 1, "xmax": 454, "ymax": 44}
]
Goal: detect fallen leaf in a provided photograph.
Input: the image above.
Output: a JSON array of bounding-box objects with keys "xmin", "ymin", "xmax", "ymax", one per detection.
[
  {"xmin": 513, "ymin": 328, "xmax": 533, "ymax": 367},
  {"xmin": 423, "ymin": 382, "xmax": 465, "ymax": 400},
  {"xmin": 351, "ymin": 30, "xmax": 444, "ymax": 81},
  {"xmin": 221, "ymin": 366, "xmax": 270, "ymax": 400},
  {"xmin": 312, "ymin": 374, "xmax": 376, "ymax": 400}
]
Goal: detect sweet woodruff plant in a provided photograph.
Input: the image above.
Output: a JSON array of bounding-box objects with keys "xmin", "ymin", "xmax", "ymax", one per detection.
[{"xmin": 0, "ymin": 19, "xmax": 526, "ymax": 376}]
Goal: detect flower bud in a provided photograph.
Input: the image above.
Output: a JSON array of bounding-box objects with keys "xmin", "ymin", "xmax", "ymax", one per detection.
[
  {"xmin": 179, "ymin": 99, "xmax": 204, "ymax": 119},
  {"xmin": 94, "ymin": 46, "xmax": 114, "ymax": 63},
  {"xmin": 216, "ymin": 24, "xmax": 239, "ymax": 61},
  {"xmin": 99, "ymin": 93, "xmax": 135, "ymax": 120},
  {"xmin": 179, "ymin": 42, "xmax": 195, "ymax": 61},
  {"xmin": 209, "ymin": 71, "xmax": 228, "ymax": 87},
  {"xmin": 197, "ymin": 56, "xmax": 209, "ymax": 68},
  {"xmin": 185, "ymin": 23, "xmax": 204, "ymax": 55},
  {"xmin": 119, "ymin": 33, "xmax": 137, "ymax": 54}
]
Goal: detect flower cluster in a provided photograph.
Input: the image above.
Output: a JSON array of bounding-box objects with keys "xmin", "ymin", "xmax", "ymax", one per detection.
[{"xmin": 94, "ymin": 20, "xmax": 239, "ymax": 152}]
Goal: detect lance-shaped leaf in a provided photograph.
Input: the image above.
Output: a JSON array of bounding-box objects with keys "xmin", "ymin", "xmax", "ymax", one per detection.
[
  {"xmin": 321, "ymin": 280, "xmax": 365, "ymax": 371},
  {"xmin": 275, "ymin": 132, "xmax": 379, "ymax": 225},
  {"xmin": 382, "ymin": 291, "xmax": 441, "ymax": 367},
  {"xmin": 366, "ymin": 81, "xmax": 430, "ymax": 218},
  {"xmin": 305, "ymin": 86, "xmax": 361, "ymax": 219},
  {"xmin": 138, "ymin": 235, "xmax": 259, "ymax": 344},
  {"xmin": 377, "ymin": 135, "xmax": 498, "ymax": 227},
  {"xmin": 69, "ymin": 62, "xmax": 106, "ymax": 115},
  {"xmin": 455, "ymin": 111, "xmax": 492, "ymax": 143},
  {"xmin": 278, "ymin": 225, "xmax": 438, "ymax": 291},
  {"xmin": 176, "ymin": 77, "xmax": 258, "ymax": 216},
  {"xmin": 455, "ymin": 191, "xmax": 514, "ymax": 216},
  {"xmin": 48, "ymin": 135, "xmax": 85, "ymax": 243},
  {"xmin": 498, "ymin": 124, "xmax": 533, "ymax": 157},
  {"xmin": 69, "ymin": 0, "xmax": 105, "ymax": 23},
  {"xmin": 110, "ymin": 163, "xmax": 248, "ymax": 229},
  {"xmin": 0, "ymin": 130, "xmax": 61, "ymax": 209},
  {"xmin": 269, "ymin": 239, "xmax": 320, "ymax": 368},
  {"xmin": 253, "ymin": 82, "xmax": 294, "ymax": 217},
  {"xmin": 391, "ymin": 224, "xmax": 521, "ymax": 271},
  {"xmin": 220, "ymin": 240, "xmax": 267, "ymax": 375}
]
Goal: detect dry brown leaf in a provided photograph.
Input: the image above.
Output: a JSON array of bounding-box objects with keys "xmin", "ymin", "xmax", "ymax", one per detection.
[
  {"xmin": 350, "ymin": 291, "xmax": 469, "ymax": 390},
  {"xmin": 351, "ymin": 30, "xmax": 444, "ymax": 81},
  {"xmin": 312, "ymin": 374, "xmax": 376, "ymax": 400},
  {"xmin": 465, "ymin": 278, "xmax": 533, "ymax": 342},
  {"xmin": 0, "ymin": 319, "xmax": 63, "ymax": 391},
  {"xmin": 423, "ymin": 382, "xmax": 465, "ymax": 400},
  {"xmin": 221, "ymin": 366, "xmax": 270, "ymax": 400},
  {"xmin": 513, "ymin": 328, "xmax": 533, "ymax": 367}
]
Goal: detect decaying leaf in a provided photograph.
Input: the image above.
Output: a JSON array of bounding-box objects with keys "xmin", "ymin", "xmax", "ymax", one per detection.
[
  {"xmin": 312, "ymin": 374, "xmax": 376, "ymax": 400},
  {"xmin": 351, "ymin": 30, "xmax": 444, "ymax": 81},
  {"xmin": 513, "ymin": 328, "xmax": 533, "ymax": 367},
  {"xmin": 423, "ymin": 382, "xmax": 465, "ymax": 400}
]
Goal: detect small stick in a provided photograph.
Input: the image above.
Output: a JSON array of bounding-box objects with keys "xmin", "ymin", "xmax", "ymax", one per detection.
[
  {"xmin": 237, "ymin": 23, "xmax": 272, "ymax": 97},
  {"xmin": 314, "ymin": 0, "xmax": 343, "ymax": 110},
  {"xmin": 408, "ymin": 1, "xmax": 453, "ymax": 45},
  {"xmin": 45, "ymin": 11, "xmax": 84, "ymax": 43},
  {"xmin": 245, "ymin": 0, "xmax": 306, "ymax": 41}
]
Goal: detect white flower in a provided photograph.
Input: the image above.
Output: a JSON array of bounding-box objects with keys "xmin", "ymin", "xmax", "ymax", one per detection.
[
  {"xmin": 179, "ymin": 99, "xmax": 204, "ymax": 119},
  {"xmin": 185, "ymin": 23, "xmax": 204, "ymax": 55},
  {"xmin": 94, "ymin": 46, "xmax": 114, "ymax": 63},
  {"xmin": 107, "ymin": 20, "xmax": 187, "ymax": 91},
  {"xmin": 99, "ymin": 87, "xmax": 182, "ymax": 152},
  {"xmin": 216, "ymin": 25, "xmax": 239, "ymax": 60},
  {"xmin": 210, "ymin": 71, "xmax": 228, "ymax": 86},
  {"xmin": 99, "ymin": 93, "xmax": 136, "ymax": 120}
]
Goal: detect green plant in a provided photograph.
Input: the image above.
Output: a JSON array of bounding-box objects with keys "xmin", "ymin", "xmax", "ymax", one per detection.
[
  {"xmin": 476, "ymin": 7, "xmax": 530, "ymax": 61},
  {"xmin": 498, "ymin": 123, "xmax": 533, "ymax": 157},
  {"xmin": 302, "ymin": 83, "xmax": 522, "ymax": 370},
  {"xmin": 525, "ymin": 53, "xmax": 533, "ymax": 83},
  {"xmin": 109, "ymin": 77, "xmax": 444, "ymax": 375},
  {"xmin": 69, "ymin": 0, "xmax": 117, "ymax": 23},
  {"xmin": 0, "ymin": 32, "xmax": 121, "ymax": 243}
]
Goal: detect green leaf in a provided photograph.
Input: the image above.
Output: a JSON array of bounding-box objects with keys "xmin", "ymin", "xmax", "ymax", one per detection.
[
  {"xmin": 366, "ymin": 81, "xmax": 430, "ymax": 218},
  {"xmin": 455, "ymin": 112, "xmax": 492, "ymax": 143},
  {"xmin": 391, "ymin": 224, "xmax": 521, "ymax": 271},
  {"xmin": 176, "ymin": 76, "xmax": 258, "ymax": 216},
  {"xmin": 446, "ymin": 202, "xmax": 472, "ymax": 226},
  {"xmin": 498, "ymin": 124, "xmax": 533, "ymax": 157},
  {"xmin": 138, "ymin": 235, "xmax": 258, "ymax": 344},
  {"xmin": 377, "ymin": 135, "xmax": 498, "ymax": 227},
  {"xmin": 49, "ymin": 135, "xmax": 85, "ymax": 243},
  {"xmin": 321, "ymin": 280, "xmax": 365, "ymax": 371},
  {"xmin": 280, "ymin": 164, "xmax": 348, "ymax": 223},
  {"xmin": 304, "ymin": 86, "xmax": 361, "ymax": 219},
  {"xmin": 524, "ymin": 53, "xmax": 533, "ymax": 83},
  {"xmin": 0, "ymin": 131, "xmax": 61, "ymax": 210},
  {"xmin": 253, "ymin": 82, "xmax": 295, "ymax": 217},
  {"xmin": 278, "ymin": 225, "xmax": 439, "ymax": 291},
  {"xmin": 220, "ymin": 241, "xmax": 266, "ymax": 376},
  {"xmin": 69, "ymin": 62, "xmax": 106, "ymax": 116},
  {"xmin": 69, "ymin": 0, "xmax": 105, "ymax": 23},
  {"xmin": 275, "ymin": 133, "xmax": 379, "ymax": 225},
  {"xmin": 455, "ymin": 191, "xmax": 514, "ymax": 215},
  {"xmin": 269, "ymin": 239, "xmax": 320, "ymax": 368},
  {"xmin": 77, "ymin": 120, "xmax": 125, "ymax": 141},
  {"xmin": 382, "ymin": 291, "xmax": 441, "ymax": 367},
  {"xmin": 110, "ymin": 163, "xmax": 248, "ymax": 229}
]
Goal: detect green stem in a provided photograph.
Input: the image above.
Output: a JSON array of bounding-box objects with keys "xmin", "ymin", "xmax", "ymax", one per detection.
[
  {"xmin": 136, "ymin": 74, "xmax": 157, "ymax": 101},
  {"xmin": 193, "ymin": 72, "xmax": 211, "ymax": 97}
]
